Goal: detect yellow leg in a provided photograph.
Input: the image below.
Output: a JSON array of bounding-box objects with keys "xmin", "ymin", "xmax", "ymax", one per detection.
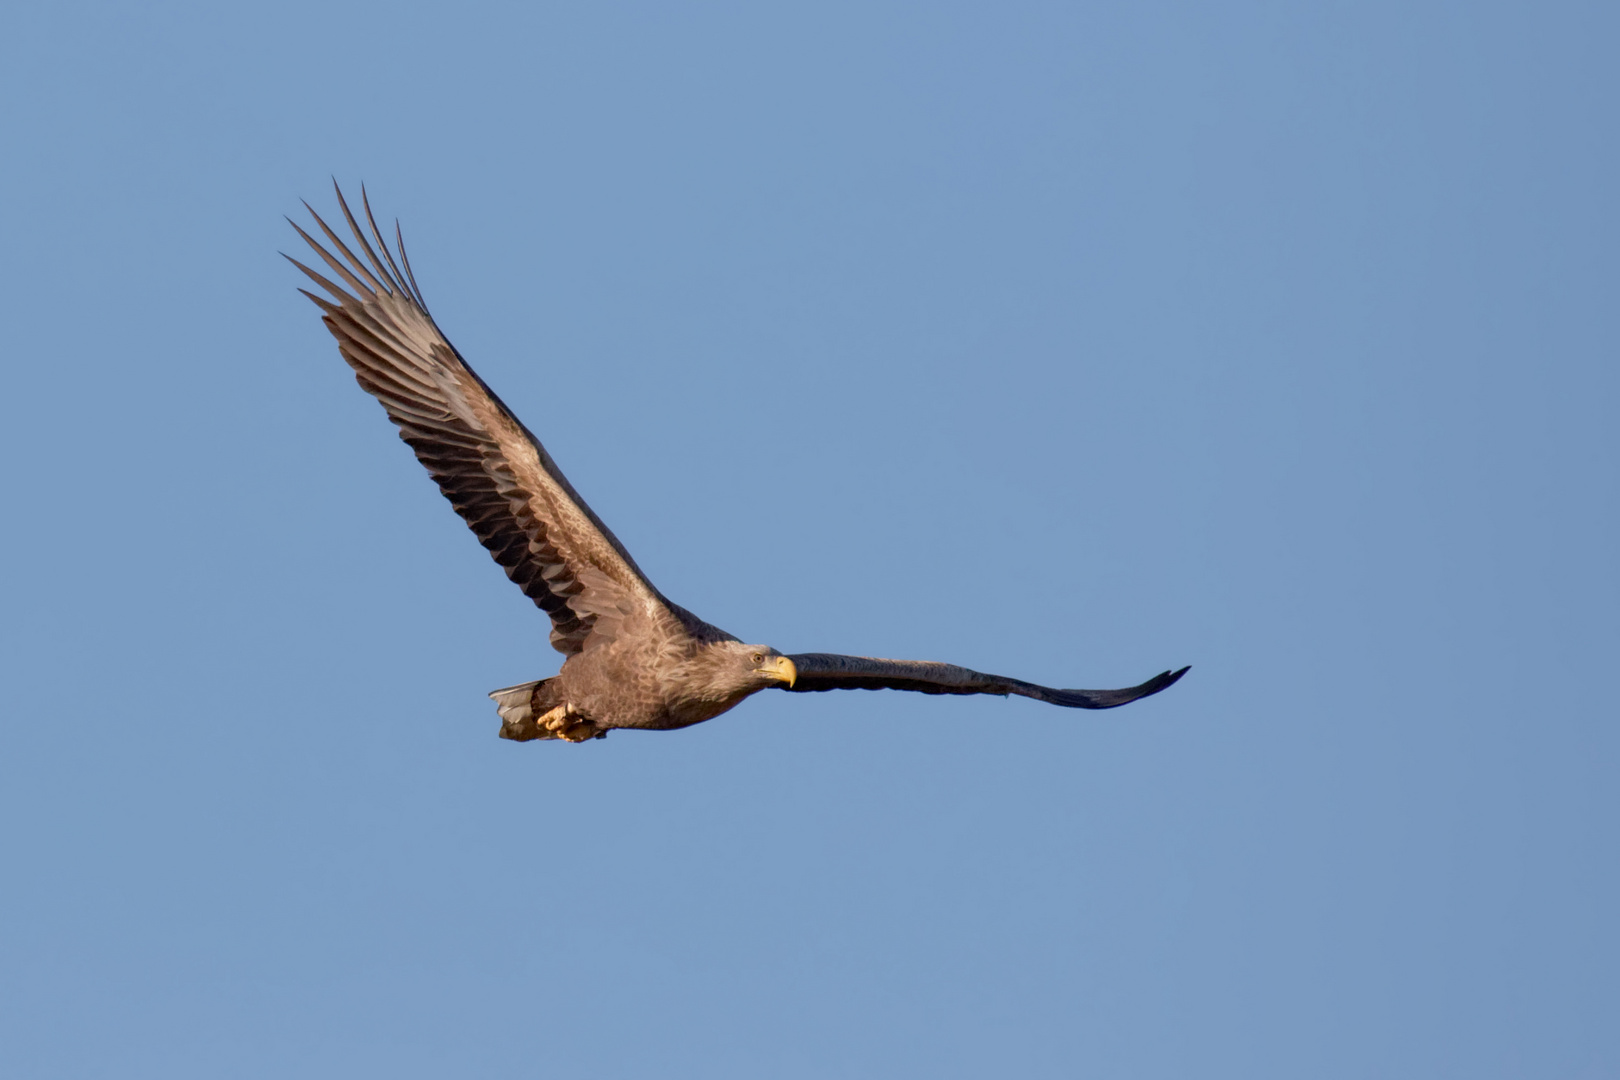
[{"xmin": 536, "ymin": 704, "xmax": 600, "ymax": 742}]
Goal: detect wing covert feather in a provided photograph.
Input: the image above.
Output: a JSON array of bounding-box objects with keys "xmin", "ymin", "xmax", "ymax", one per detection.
[
  {"xmin": 785, "ymin": 654, "xmax": 1189, "ymax": 709},
  {"xmin": 288, "ymin": 184, "xmax": 667, "ymax": 656}
]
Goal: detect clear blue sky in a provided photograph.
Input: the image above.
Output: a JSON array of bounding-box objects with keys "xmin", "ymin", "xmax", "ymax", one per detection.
[{"xmin": 2, "ymin": 2, "xmax": 1615, "ymax": 1076}]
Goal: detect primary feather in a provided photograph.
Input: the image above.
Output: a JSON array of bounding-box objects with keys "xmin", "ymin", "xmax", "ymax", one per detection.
[{"xmin": 286, "ymin": 186, "xmax": 666, "ymax": 657}]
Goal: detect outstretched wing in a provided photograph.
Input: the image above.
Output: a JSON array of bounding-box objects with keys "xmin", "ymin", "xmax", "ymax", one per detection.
[
  {"xmin": 287, "ymin": 183, "xmax": 665, "ymax": 656},
  {"xmin": 784, "ymin": 654, "xmax": 1189, "ymax": 709}
]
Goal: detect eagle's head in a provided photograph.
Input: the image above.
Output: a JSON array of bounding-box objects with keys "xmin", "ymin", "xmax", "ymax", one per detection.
[
  {"xmin": 688, "ymin": 641, "xmax": 797, "ymax": 700},
  {"xmin": 732, "ymin": 642, "xmax": 798, "ymax": 689},
  {"xmin": 664, "ymin": 641, "xmax": 799, "ymax": 726}
]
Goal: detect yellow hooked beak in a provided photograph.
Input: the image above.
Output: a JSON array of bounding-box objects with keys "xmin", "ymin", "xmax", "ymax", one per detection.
[{"xmin": 762, "ymin": 655, "xmax": 797, "ymax": 688}]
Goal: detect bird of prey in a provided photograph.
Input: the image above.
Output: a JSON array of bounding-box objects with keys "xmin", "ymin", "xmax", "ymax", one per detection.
[{"xmin": 287, "ymin": 185, "xmax": 1188, "ymax": 743}]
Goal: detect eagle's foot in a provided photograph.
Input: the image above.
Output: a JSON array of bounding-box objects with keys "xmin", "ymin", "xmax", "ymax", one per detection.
[
  {"xmin": 558, "ymin": 722, "xmax": 603, "ymax": 742},
  {"xmin": 537, "ymin": 703, "xmax": 603, "ymax": 743}
]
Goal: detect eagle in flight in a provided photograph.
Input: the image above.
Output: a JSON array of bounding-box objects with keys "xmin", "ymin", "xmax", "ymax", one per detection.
[{"xmin": 288, "ymin": 185, "xmax": 1188, "ymax": 742}]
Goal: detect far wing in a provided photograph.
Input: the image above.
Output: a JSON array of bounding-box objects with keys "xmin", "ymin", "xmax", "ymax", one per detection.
[
  {"xmin": 784, "ymin": 654, "xmax": 1189, "ymax": 709},
  {"xmin": 287, "ymin": 184, "xmax": 667, "ymax": 656}
]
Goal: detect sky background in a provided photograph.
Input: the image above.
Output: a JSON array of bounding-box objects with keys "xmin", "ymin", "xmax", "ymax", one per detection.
[{"xmin": 2, "ymin": 1, "xmax": 1616, "ymax": 1076}]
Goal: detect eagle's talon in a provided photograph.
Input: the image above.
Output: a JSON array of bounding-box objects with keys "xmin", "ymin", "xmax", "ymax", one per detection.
[{"xmin": 536, "ymin": 704, "xmax": 576, "ymax": 732}]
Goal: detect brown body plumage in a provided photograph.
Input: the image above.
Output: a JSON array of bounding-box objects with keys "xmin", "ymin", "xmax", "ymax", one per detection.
[{"xmin": 288, "ymin": 185, "xmax": 1187, "ymax": 742}]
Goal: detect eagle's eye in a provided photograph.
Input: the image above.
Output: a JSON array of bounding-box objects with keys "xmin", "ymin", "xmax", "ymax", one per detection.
[{"xmin": 751, "ymin": 653, "xmax": 764, "ymax": 665}]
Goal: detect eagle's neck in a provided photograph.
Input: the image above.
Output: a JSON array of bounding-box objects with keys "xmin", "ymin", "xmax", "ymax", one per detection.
[{"xmin": 662, "ymin": 643, "xmax": 758, "ymax": 721}]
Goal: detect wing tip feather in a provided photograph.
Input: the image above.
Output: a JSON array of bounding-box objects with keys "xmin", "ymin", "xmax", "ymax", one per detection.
[{"xmin": 1056, "ymin": 664, "xmax": 1190, "ymax": 709}]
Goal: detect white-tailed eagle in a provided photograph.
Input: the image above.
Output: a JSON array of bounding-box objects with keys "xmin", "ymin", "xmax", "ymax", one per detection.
[{"xmin": 288, "ymin": 186, "xmax": 1188, "ymax": 742}]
